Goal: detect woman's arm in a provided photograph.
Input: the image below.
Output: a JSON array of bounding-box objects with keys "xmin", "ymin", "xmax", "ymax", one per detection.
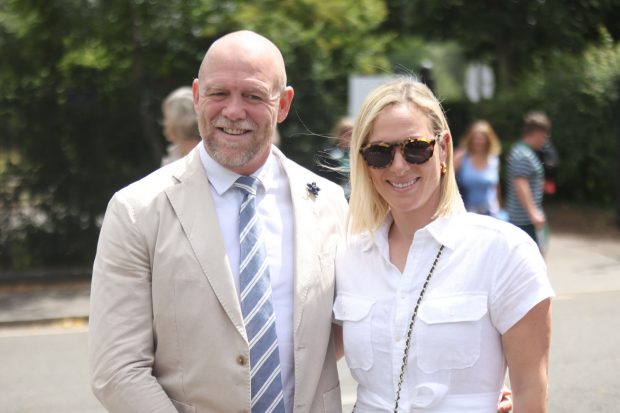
[
  {"xmin": 502, "ymin": 298, "xmax": 552, "ymax": 413},
  {"xmin": 333, "ymin": 323, "xmax": 344, "ymax": 360}
]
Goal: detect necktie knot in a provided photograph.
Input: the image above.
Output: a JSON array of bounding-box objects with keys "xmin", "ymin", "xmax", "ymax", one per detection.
[{"xmin": 234, "ymin": 176, "xmax": 259, "ymax": 197}]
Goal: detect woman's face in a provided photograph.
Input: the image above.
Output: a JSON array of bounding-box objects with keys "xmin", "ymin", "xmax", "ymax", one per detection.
[
  {"xmin": 366, "ymin": 103, "xmax": 447, "ymax": 220},
  {"xmin": 471, "ymin": 129, "xmax": 489, "ymax": 153}
]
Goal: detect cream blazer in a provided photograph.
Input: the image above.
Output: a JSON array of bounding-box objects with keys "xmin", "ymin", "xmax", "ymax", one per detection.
[{"xmin": 89, "ymin": 146, "xmax": 348, "ymax": 413}]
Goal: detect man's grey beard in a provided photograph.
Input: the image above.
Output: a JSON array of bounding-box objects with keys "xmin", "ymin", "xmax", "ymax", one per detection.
[{"xmin": 203, "ymin": 129, "xmax": 273, "ymax": 169}]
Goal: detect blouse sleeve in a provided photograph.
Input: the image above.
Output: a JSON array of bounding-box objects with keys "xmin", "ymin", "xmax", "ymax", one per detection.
[{"xmin": 488, "ymin": 232, "xmax": 555, "ymax": 335}]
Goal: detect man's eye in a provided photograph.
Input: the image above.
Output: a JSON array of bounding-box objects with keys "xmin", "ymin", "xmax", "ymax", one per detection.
[
  {"xmin": 204, "ymin": 90, "xmax": 226, "ymax": 98},
  {"xmin": 247, "ymin": 94, "xmax": 264, "ymax": 101}
]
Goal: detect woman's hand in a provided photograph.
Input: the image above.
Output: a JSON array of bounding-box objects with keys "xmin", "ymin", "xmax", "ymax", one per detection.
[{"xmin": 497, "ymin": 386, "xmax": 513, "ymax": 413}]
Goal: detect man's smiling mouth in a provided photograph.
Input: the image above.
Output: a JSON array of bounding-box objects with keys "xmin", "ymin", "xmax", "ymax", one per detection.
[{"xmin": 220, "ymin": 127, "xmax": 248, "ymax": 135}]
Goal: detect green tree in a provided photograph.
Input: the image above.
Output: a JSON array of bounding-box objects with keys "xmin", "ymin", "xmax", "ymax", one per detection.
[
  {"xmin": 385, "ymin": 0, "xmax": 619, "ymax": 88},
  {"xmin": 0, "ymin": 0, "xmax": 389, "ymax": 270}
]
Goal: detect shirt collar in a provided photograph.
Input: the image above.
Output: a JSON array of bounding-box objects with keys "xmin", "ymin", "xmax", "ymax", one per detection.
[
  {"xmin": 199, "ymin": 143, "xmax": 276, "ymax": 195},
  {"xmin": 360, "ymin": 202, "xmax": 467, "ymax": 253},
  {"xmin": 424, "ymin": 204, "xmax": 467, "ymax": 250}
]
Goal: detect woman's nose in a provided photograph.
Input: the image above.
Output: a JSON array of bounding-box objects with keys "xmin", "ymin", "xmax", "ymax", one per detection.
[{"xmin": 390, "ymin": 147, "xmax": 410, "ymax": 172}]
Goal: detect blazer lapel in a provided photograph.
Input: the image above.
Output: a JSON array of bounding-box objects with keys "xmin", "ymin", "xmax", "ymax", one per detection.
[
  {"xmin": 277, "ymin": 152, "xmax": 322, "ymax": 333},
  {"xmin": 165, "ymin": 149, "xmax": 246, "ymax": 340}
]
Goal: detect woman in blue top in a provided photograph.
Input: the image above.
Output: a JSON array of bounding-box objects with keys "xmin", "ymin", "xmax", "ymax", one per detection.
[{"xmin": 454, "ymin": 120, "xmax": 503, "ymax": 218}]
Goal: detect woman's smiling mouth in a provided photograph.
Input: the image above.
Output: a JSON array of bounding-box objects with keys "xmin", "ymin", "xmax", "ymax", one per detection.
[{"xmin": 388, "ymin": 177, "xmax": 420, "ymax": 189}]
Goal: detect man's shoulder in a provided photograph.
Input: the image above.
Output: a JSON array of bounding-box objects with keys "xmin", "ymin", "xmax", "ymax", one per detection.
[
  {"xmin": 507, "ymin": 142, "xmax": 538, "ymax": 168},
  {"xmin": 509, "ymin": 142, "xmax": 537, "ymax": 157},
  {"xmin": 114, "ymin": 157, "xmax": 190, "ymax": 209}
]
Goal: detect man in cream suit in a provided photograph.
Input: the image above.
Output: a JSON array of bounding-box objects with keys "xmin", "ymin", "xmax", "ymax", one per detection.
[{"xmin": 89, "ymin": 30, "xmax": 347, "ymax": 413}]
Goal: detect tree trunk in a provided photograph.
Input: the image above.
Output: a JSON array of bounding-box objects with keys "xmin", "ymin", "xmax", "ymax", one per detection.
[{"xmin": 129, "ymin": 1, "xmax": 162, "ymax": 166}]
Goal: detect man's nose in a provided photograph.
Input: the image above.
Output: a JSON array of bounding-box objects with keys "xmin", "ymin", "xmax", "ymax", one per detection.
[{"xmin": 221, "ymin": 94, "xmax": 246, "ymax": 120}]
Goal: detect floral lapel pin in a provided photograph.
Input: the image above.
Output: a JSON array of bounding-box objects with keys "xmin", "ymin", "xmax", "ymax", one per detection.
[{"xmin": 306, "ymin": 182, "xmax": 321, "ymax": 198}]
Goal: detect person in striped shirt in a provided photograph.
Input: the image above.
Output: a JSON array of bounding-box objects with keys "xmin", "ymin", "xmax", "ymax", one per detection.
[{"xmin": 505, "ymin": 111, "xmax": 552, "ymax": 249}]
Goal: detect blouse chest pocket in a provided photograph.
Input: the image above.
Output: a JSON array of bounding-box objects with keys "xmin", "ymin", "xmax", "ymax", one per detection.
[
  {"xmin": 415, "ymin": 293, "xmax": 488, "ymax": 373},
  {"xmin": 333, "ymin": 295, "xmax": 375, "ymax": 371}
]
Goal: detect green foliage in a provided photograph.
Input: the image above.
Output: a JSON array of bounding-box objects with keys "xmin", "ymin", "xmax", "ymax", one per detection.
[
  {"xmin": 0, "ymin": 0, "xmax": 389, "ymax": 270},
  {"xmin": 540, "ymin": 34, "xmax": 620, "ymax": 203},
  {"xmin": 388, "ymin": 36, "xmax": 466, "ymax": 101},
  {"xmin": 387, "ymin": 0, "xmax": 619, "ymax": 88}
]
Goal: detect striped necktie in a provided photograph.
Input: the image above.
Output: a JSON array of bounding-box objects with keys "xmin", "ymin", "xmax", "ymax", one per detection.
[{"xmin": 234, "ymin": 176, "xmax": 285, "ymax": 413}]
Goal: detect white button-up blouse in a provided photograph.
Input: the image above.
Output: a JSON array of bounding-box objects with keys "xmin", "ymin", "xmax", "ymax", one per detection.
[{"xmin": 334, "ymin": 209, "xmax": 554, "ymax": 412}]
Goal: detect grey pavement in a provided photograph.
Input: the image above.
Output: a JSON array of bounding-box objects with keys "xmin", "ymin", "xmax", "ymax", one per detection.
[{"xmin": 0, "ymin": 280, "xmax": 90, "ymax": 327}]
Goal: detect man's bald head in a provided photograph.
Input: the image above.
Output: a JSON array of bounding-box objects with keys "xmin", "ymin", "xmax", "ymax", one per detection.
[{"xmin": 198, "ymin": 30, "xmax": 287, "ymax": 93}]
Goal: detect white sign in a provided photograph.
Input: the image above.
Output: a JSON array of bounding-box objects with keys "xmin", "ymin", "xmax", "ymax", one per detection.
[
  {"xmin": 348, "ymin": 75, "xmax": 397, "ymax": 119},
  {"xmin": 465, "ymin": 63, "xmax": 495, "ymax": 103}
]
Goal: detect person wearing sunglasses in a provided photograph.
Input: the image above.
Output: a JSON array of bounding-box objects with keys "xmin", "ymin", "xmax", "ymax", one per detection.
[{"xmin": 333, "ymin": 78, "xmax": 553, "ymax": 412}]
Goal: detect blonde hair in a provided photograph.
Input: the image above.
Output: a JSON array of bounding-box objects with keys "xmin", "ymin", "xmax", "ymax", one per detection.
[
  {"xmin": 348, "ymin": 77, "xmax": 463, "ymax": 235},
  {"xmin": 162, "ymin": 87, "xmax": 200, "ymax": 142},
  {"xmin": 459, "ymin": 120, "xmax": 502, "ymax": 156}
]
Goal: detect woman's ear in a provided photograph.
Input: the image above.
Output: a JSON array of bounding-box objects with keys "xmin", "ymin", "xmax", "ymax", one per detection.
[{"xmin": 439, "ymin": 131, "xmax": 451, "ymax": 163}]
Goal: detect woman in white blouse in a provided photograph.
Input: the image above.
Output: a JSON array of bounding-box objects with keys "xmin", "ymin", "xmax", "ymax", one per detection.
[{"xmin": 333, "ymin": 78, "xmax": 553, "ymax": 413}]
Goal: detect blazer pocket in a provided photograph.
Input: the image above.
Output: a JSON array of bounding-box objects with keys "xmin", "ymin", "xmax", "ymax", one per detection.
[
  {"xmin": 415, "ymin": 293, "xmax": 488, "ymax": 373},
  {"xmin": 322, "ymin": 384, "xmax": 342, "ymax": 412},
  {"xmin": 170, "ymin": 398, "xmax": 196, "ymax": 413},
  {"xmin": 333, "ymin": 295, "xmax": 375, "ymax": 371}
]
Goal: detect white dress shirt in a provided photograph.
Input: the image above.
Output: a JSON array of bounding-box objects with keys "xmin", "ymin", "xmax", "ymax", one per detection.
[
  {"xmin": 334, "ymin": 207, "xmax": 554, "ymax": 412},
  {"xmin": 199, "ymin": 143, "xmax": 295, "ymax": 412}
]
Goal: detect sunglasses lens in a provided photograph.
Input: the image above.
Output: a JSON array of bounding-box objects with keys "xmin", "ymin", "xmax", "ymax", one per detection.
[
  {"xmin": 362, "ymin": 145, "xmax": 394, "ymax": 168},
  {"xmin": 404, "ymin": 140, "xmax": 434, "ymax": 164}
]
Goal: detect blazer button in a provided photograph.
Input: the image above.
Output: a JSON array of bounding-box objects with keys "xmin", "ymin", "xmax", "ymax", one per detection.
[{"xmin": 237, "ymin": 355, "xmax": 247, "ymax": 366}]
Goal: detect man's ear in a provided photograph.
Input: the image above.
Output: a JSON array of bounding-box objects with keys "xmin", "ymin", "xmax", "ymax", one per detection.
[
  {"xmin": 192, "ymin": 78, "xmax": 200, "ymax": 113},
  {"xmin": 277, "ymin": 86, "xmax": 294, "ymax": 123}
]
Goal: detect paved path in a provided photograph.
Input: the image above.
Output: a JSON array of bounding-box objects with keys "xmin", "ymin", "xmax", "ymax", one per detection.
[{"xmin": 0, "ymin": 281, "xmax": 90, "ymax": 326}]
